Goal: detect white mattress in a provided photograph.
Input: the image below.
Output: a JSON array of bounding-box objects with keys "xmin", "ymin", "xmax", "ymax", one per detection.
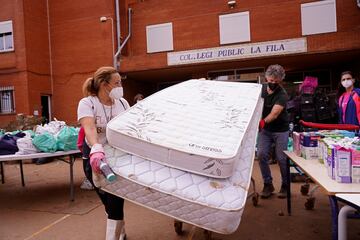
[
  {"xmin": 107, "ymin": 80, "xmax": 262, "ymax": 178},
  {"xmin": 99, "ymin": 102, "xmax": 261, "ymax": 234}
]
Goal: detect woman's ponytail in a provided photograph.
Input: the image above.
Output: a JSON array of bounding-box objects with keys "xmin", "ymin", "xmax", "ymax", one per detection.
[
  {"xmin": 82, "ymin": 66, "xmax": 117, "ymax": 97},
  {"xmin": 82, "ymin": 77, "xmax": 96, "ymax": 96}
]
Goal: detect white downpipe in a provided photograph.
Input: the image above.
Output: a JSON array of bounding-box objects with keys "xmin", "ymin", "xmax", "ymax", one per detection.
[
  {"xmin": 338, "ymin": 205, "xmax": 356, "ymax": 240},
  {"xmin": 115, "ymin": 0, "xmax": 121, "ymax": 51},
  {"xmin": 114, "ymin": 8, "xmax": 132, "ymax": 71},
  {"xmin": 46, "ymin": 0, "xmax": 53, "ymax": 121}
]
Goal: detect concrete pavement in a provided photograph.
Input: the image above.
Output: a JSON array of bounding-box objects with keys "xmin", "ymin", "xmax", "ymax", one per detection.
[{"xmin": 0, "ymin": 157, "xmax": 359, "ymax": 240}]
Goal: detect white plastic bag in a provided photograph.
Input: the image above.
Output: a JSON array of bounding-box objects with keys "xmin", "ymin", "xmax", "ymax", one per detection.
[
  {"xmin": 35, "ymin": 119, "xmax": 66, "ymax": 135},
  {"xmin": 16, "ymin": 135, "xmax": 39, "ymax": 155}
]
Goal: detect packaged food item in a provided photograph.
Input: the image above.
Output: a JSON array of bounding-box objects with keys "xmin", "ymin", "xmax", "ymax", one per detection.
[
  {"xmin": 335, "ymin": 147, "xmax": 352, "ymax": 183},
  {"xmin": 351, "ymin": 148, "xmax": 360, "ymax": 183}
]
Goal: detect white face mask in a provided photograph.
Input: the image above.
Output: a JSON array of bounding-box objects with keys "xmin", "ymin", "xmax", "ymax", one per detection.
[
  {"xmin": 109, "ymin": 87, "xmax": 123, "ymax": 99},
  {"xmin": 341, "ymin": 80, "xmax": 353, "ymax": 89}
]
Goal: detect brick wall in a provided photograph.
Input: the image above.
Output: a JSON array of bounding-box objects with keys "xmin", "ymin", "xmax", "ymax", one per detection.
[
  {"xmin": 120, "ymin": 0, "xmax": 360, "ymax": 72},
  {"xmin": 49, "ymin": 0, "xmax": 117, "ymax": 124},
  {"xmin": 1, "ymin": 0, "xmax": 359, "ymax": 125},
  {"xmin": 23, "ymin": 0, "xmax": 52, "ymax": 116},
  {"xmin": 0, "ymin": 0, "xmax": 28, "ymax": 123}
]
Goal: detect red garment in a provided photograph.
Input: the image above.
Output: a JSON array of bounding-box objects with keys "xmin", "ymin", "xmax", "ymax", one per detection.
[
  {"xmin": 77, "ymin": 127, "xmax": 85, "ymax": 152},
  {"xmin": 299, "ymin": 120, "xmax": 359, "ymax": 131}
]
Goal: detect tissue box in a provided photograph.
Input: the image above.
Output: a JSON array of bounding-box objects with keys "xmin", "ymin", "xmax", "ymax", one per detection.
[{"xmin": 335, "ymin": 147, "xmax": 352, "ymax": 183}]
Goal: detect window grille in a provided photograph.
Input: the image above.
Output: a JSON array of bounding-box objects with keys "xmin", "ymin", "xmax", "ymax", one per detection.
[{"xmin": 0, "ymin": 86, "xmax": 15, "ymax": 113}]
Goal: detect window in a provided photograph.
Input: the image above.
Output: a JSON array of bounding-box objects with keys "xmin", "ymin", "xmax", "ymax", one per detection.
[
  {"xmin": 146, "ymin": 22, "xmax": 173, "ymax": 53},
  {"xmin": 219, "ymin": 11, "xmax": 250, "ymax": 45},
  {"xmin": 208, "ymin": 67, "xmax": 264, "ymax": 83},
  {"xmin": 301, "ymin": 0, "xmax": 337, "ymax": 36},
  {"xmin": 0, "ymin": 86, "xmax": 15, "ymax": 113},
  {"xmin": 0, "ymin": 20, "xmax": 14, "ymax": 52}
]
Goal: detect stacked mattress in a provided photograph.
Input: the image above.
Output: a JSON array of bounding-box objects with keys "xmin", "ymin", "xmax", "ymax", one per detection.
[
  {"xmin": 107, "ymin": 80, "xmax": 262, "ymax": 178},
  {"xmin": 99, "ymin": 79, "xmax": 263, "ymax": 234}
]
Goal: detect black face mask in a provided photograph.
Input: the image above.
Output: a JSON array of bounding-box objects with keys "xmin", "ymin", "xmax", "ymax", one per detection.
[{"xmin": 268, "ymin": 82, "xmax": 279, "ymax": 91}]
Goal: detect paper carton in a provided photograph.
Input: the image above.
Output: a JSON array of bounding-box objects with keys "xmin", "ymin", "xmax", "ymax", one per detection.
[
  {"xmin": 293, "ymin": 132, "xmax": 301, "ymax": 156},
  {"xmin": 326, "ymin": 145, "xmax": 335, "ymax": 180},
  {"xmin": 300, "ymin": 133, "xmax": 320, "ymax": 147},
  {"xmin": 351, "ymin": 148, "xmax": 360, "ymax": 183},
  {"xmin": 318, "ymin": 140, "xmax": 326, "ymax": 164},
  {"xmin": 301, "ymin": 146, "xmax": 318, "ymax": 160},
  {"xmin": 335, "ymin": 147, "xmax": 352, "ymax": 183}
]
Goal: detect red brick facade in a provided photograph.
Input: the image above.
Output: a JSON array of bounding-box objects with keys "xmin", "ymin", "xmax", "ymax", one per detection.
[
  {"xmin": 120, "ymin": 0, "xmax": 360, "ymax": 73},
  {"xmin": 0, "ymin": 0, "xmax": 359, "ymax": 126}
]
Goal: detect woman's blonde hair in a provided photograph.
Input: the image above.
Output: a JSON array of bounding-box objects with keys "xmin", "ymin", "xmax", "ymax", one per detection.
[{"xmin": 82, "ymin": 66, "xmax": 118, "ymax": 96}]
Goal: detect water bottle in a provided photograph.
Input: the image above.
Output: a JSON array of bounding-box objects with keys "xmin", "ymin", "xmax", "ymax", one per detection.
[
  {"xmin": 289, "ymin": 122, "xmax": 294, "ymax": 134},
  {"xmin": 287, "ymin": 137, "xmax": 293, "ymax": 151},
  {"xmin": 100, "ymin": 161, "xmax": 116, "ymax": 182}
]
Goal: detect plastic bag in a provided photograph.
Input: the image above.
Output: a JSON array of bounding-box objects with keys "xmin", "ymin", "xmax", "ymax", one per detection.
[
  {"xmin": 56, "ymin": 126, "xmax": 79, "ymax": 151},
  {"xmin": 10, "ymin": 130, "xmax": 21, "ymax": 135},
  {"xmin": 35, "ymin": 119, "xmax": 66, "ymax": 135},
  {"xmin": 23, "ymin": 130, "xmax": 36, "ymax": 138},
  {"xmin": 16, "ymin": 136, "xmax": 39, "ymax": 155},
  {"xmin": 32, "ymin": 133, "xmax": 57, "ymax": 153}
]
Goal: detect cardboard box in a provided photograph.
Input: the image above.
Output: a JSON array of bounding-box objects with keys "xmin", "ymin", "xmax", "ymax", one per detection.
[
  {"xmin": 335, "ymin": 147, "xmax": 352, "ymax": 183},
  {"xmin": 300, "ymin": 133, "xmax": 320, "ymax": 147},
  {"xmin": 293, "ymin": 132, "xmax": 301, "ymax": 156},
  {"xmin": 351, "ymin": 149, "xmax": 360, "ymax": 183},
  {"xmin": 326, "ymin": 145, "xmax": 335, "ymax": 180},
  {"xmin": 318, "ymin": 140, "xmax": 326, "ymax": 164},
  {"xmin": 301, "ymin": 145, "xmax": 319, "ymax": 160}
]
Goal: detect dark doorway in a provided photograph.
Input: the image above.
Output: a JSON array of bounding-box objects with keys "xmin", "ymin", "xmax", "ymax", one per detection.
[{"xmin": 41, "ymin": 95, "xmax": 51, "ymax": 123}]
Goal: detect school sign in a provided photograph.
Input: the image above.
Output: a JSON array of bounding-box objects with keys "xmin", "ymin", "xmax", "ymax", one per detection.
[{"xmin": 167, "ymin": 38, "xmax": 307, "ymax": 66}]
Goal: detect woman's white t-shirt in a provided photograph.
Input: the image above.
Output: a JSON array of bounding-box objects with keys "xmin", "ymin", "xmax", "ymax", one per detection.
[{"xmin": 77, "ymin": 96, "xmax": 130, "ymax": 144}]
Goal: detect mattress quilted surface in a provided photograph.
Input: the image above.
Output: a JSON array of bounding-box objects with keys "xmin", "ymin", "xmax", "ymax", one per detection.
[
  {"xmin": 105, "ymin": 145, "xmax": 250, "ymax": 210},
  {"xmin": 106, "ymin": 80, "xmax": 262, "ymax": 178},
  {"xmin": 100, "ymin": 101, "xmax": 261, "ymax": 234}
]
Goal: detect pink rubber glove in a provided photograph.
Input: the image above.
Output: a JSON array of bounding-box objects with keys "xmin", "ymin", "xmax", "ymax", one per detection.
[{"xmin": 90, "ymin": 143, "xmax": 105, "ymax": 173}]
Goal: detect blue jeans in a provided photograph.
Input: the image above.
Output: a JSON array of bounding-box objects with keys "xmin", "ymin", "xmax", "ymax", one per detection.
[{"xmin": 257, "ymin": 129, "xmax": 289, "ymax": 186}]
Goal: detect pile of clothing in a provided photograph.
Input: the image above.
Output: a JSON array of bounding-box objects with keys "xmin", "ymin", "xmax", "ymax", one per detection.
[{"xmin": 0, "ymin": 120, "xmax": 79, "ymax": 155}]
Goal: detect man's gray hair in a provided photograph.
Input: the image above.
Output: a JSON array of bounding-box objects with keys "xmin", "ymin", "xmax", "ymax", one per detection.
[{"xmin": 265, "ymin": 64, "xmax": 285, "ymax": 80}]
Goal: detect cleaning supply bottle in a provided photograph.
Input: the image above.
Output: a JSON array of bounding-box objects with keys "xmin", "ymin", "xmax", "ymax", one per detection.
[{"xmin": 100, "ymin": 161, "xmax": 116, "ymax": 182}]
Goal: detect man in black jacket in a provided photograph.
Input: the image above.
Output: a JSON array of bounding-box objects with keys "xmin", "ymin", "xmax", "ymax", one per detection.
[{"xmin": 258, "ymin": 64, "xmax": 289, "ymax": 199}]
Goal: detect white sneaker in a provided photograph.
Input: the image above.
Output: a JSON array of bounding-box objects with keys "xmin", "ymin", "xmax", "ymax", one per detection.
[{"xmin": 80, "ymin": 178, "xmax": 94, "ymax": 190}]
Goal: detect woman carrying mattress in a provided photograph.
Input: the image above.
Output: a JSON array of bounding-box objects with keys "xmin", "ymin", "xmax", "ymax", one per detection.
[{"xmin": 77, "ymin": 66, "xmax": 130, "ymax": 240}]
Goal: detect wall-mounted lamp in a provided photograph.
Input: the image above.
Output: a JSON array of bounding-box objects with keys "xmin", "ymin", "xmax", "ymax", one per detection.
[
  {"xmin": 227, "ymin": 0, "xmax": 236, "ymax": 9},
  {"xmin": 99, "ymin": 16, "xmax": 115, "ymax": 65},
  {"xmin": 99, "ymin": 16, "xmax": 108, "ymax": 22}
]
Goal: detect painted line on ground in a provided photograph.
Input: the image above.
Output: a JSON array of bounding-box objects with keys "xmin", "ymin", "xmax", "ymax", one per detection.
[{"xmin": 23, "ymin": 214, "xmax": 71, "ymax": 240}]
